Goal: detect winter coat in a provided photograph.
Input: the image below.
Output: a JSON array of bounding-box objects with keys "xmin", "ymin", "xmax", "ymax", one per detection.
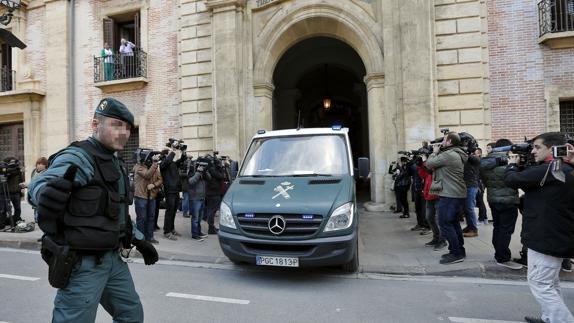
[
  {"xmin": 417, "ymin": 164, "xmax": 439, "ymax": 201},
  {"xmin": 480, "ymin": 152, "xmax": 519, "ymax": 205},
  {"xmin": 426, "ymin": 146, "xmax": 468, "ymax": 198}
]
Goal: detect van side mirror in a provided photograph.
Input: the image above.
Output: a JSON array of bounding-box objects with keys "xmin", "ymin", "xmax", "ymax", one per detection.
[
  {"xmin": 230, "ymin": 161, "xmax": 239, "ymax": 180},
  {"xmin": 357, "ymin": 157, "xmax": 370, "ymax": 180}
]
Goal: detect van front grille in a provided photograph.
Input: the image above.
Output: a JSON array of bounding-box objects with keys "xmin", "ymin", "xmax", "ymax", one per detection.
[{"xmin": 236, "ymin": 213, "xmax": 323, "ymax": 238}]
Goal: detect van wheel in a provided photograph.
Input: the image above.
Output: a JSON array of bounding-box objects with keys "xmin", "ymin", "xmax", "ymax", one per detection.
[{"xmin": 341, "ymin": 245, "xmax": 359, "ymax": 273}]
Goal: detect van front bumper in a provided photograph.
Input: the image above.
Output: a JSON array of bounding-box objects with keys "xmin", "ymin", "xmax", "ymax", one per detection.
[{"xmin": 218, "ymin": 230, "xmax": 357, "ymax": 267}]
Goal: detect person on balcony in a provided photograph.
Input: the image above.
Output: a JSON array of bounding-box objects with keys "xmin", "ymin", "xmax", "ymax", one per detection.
[
  {"xmin": 120, "ymin": 38, "xmax": 137, "ymax": 78},
  {"xmin": 101, "ymin": 42, "xmax": 114, "ymax": 81}
]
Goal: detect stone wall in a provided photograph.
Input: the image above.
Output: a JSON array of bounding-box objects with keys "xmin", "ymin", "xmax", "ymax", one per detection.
[
  {"xmin": 179, "ymin": 0, "xmax": 214, "ymax": 157},
  {"xmin": 434, "ymin": 0, "xmax": 490, "ymax": 145}
]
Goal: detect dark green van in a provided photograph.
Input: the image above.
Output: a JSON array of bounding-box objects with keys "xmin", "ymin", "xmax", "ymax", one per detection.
[{"xmin": 218, "ymin": 127, "xmax": 369, "ymax": 272}]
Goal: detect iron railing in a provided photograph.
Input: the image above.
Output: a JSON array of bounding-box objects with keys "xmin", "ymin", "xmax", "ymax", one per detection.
[
  {"xmin": 539, "ymin": 0, "xmax": 574, "ymax": 36},
  {"xmin": 0, "ymin": 66, "xmax": 14, "ymax": 92},
  {"xmin": 93, "ymin": 49, "xmax": 147, "ymax": 83}
]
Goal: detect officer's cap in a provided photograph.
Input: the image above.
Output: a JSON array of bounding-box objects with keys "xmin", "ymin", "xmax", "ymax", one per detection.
[{"xmin": 94, "ymin": 98, "xmax": 135, "ymax": 128}]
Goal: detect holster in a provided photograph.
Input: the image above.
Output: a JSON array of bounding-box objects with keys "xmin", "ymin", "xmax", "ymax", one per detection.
[{"xmin": 41, "ymin": 235, "xmax": 80, "ymax": 289}]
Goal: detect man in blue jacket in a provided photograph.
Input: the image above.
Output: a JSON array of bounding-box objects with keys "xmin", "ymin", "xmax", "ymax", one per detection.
[{"xmin": 504, "ymin": 132, "xmax": 574, "ymax": 323}]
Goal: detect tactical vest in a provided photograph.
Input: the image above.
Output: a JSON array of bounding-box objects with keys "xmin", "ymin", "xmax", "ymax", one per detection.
[{"xmin": 49, "ymin": 140, "xmax": 132, "ymax": 251}]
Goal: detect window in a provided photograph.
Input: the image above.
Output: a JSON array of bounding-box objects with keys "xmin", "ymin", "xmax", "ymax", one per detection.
[
  {"xmin": 119, "ymin": 127, "xmax": 139, "ymax": 173},
  {"xmin": 0, "ymin": 123, "xmax": 24, "ymax": 165},
  {"xmin": 0, "ymin": 43, "xmax": 13, "ymax": 91},
  {"xmin": 560, "ymin": 101, "xmax": 574, "ymax": 136}
]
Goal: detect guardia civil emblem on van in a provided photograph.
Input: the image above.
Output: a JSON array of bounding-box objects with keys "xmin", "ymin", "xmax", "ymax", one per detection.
[{"xmin": 272, "ymin": 181, "xmax": 294, "ymax": 200}]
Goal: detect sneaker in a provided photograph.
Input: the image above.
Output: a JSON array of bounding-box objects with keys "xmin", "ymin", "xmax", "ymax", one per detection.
[
  {"xmin": 482, "ymin": 219, "xmax": 489, "ymax": 225},
  {"xmin": 149, "ymin": 238, "xmax": 159, "ymax": 244},
  {"xmin": 191, "ymin": 236, "xmax": 204, "ymax": 241},
  {"xmin": 425, "ymin": 239, "xmax": 438, "ymax": 247},
  {"xmin": 182, "ymin": 214, "xmax": 190, "ymax": 218},
  {"xmin": 164, "ymin": 233, "xmax": 178, "ymax": 241},
  {"xmin": 462, "ymin": 226, "xmax": 470, "ymax": 233},
  {"xmin": 419, "ymin": 229, "xmax": 432, "ymax": 236},
  {"xmin": 199, "ymin": 233, "xmax": 208, "ymax": 238},
  {"xmin": 562, "ymin": 259, "xmax": 572, "ymax": 273},
  {"xmin": 513, "ymin": 257, "xmax": 528, "ymax": 267},
  {"xmin": 439, "ymin": 254, "xmax": 464, "ymax": 265},
  {"xmin": 434, "ymin": 241, "xmax": 447, "ymax": 250},
  {"xmin": 463, "ymin": 230, "xmax": 478, "ymax": 237},
  {"xmin": 496, "ymin": 261, "xmax": 523, "ymax": 270},
  {"xmin": 524, "ymin": 316, "xmax": 545, "ymax": 323}
]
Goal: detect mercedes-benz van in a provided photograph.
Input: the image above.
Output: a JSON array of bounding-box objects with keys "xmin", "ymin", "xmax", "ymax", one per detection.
[{"xmin": 217, "ymin": 127, "xmax": 369, "ymax": 272}]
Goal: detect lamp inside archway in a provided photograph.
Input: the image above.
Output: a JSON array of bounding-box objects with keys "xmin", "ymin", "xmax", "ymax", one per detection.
[{"xmin": 323, "ymin": 64, "xmax": 331, "ymax": 111}]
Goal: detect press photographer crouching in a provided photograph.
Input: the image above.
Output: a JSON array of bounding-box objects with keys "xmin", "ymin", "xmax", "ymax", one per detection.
[
  {"xmin": 0, "ymin": 157, "xmax": 25, "ymax": 229},
  {"xmin": 503, "ymin": 132, "xmax": 574, "ymax": 323}
]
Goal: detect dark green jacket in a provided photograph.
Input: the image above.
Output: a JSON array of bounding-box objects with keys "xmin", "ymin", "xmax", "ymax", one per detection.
[{"xmin": 479, "ymin": 152, "xmax": 519, "ymax": 205}]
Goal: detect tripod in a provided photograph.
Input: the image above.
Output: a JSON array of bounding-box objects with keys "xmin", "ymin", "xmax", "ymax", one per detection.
[{"xmin": 0, "ymin": 175, "xmax": 14, "ymax": 232}]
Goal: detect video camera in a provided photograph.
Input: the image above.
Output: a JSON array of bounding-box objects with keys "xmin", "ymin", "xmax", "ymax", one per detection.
[
  {"xmin": 491, "ymin": 138, "xmax": 534, "ymax": 166},
  {"xmin": 166, "ymin": 138, "xmax": 187, "ymax": 151},
  {"xmin": 133, "ymin": 148, "xmax": 162, "ymax": 167}
]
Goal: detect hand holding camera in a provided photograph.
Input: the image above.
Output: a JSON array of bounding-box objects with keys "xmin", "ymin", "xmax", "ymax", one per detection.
[
  {"xmin": 508, "ymin": 153, "xmax": 521, "ymax": 165},
  {"xmin": 151, "ymin": 154, "xmax": 161, "ymax": 162}
]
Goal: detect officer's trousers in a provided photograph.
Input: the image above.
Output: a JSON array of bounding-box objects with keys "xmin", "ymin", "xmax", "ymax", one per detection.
[{"xmin": 52, "ymin": 250, "xmax": 143, "ymax": 323}]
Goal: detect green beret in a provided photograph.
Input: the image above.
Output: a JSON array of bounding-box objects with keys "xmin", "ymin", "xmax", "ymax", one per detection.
[{"xmin": 94, "ymin": 98, "xmax": 135, "ymax": 128}]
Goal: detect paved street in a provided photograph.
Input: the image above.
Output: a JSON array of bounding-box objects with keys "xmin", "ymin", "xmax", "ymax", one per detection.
[{"xmin": 1, "ymin": 248, "xmax": 574, "ymax": 323}]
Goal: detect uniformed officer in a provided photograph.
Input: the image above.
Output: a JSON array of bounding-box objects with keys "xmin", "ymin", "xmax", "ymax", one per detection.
[{"xmin": 28, "ymin": 98, "xmax": 158, "ymax": 323}]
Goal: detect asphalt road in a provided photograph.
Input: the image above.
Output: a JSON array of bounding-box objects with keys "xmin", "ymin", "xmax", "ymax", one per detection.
[{"xmin": 1, "ymin": 248, "xmax": 573, "ymax": 323}]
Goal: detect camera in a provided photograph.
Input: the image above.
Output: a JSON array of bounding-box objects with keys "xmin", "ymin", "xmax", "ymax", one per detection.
[
  {"xmin": 0, "ymin": 158, "xmax": 21, "ymax": 179},
  {"xmin": 133, "ymin": 148, "xmax": 162, "ymax": 167},
  {"xmin": 491, "ymin": 139, "xmax": 534, "ymax": 165},
  {"xmin": 440, "ymin": 128, "xmax": 450, "ymax": 135},
  {"xmin": 553, "ymin": 145, "xmax": 570, "ymax": 158},
  {"xmin": 166, "ymin": 138, "xmax": 187, "ymax": 151},
  {"xmin": 459, "ymin": 132, "xmax": 479, "ymax": 154}
]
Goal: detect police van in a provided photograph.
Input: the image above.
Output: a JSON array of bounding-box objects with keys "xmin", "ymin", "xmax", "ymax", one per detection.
[{"xmin": 218, "ymin": 127, "xmax": 369, "ymax": 272}]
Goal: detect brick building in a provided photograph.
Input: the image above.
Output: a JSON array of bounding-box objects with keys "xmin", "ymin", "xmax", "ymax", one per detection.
[{"xmin": 0, "ymin": 0, "xmax": 570, "ymax": 207}]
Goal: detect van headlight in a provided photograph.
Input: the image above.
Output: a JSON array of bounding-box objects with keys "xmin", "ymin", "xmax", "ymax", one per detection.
[
  {"xmin": 324, "ymin": 202, "xmax": 354, "ymax": 232},
  {"xmin": 219, "ymin": 202, "xmax": 236, "ymax": 229}
]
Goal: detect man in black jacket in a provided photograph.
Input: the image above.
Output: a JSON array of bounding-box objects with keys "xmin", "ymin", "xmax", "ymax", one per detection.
[
  {"xmin": 160, "ymin": 148, "xmax": 184, "ymax": 240},
  {"xmin": 205, "ymin": 155, "xmax": 225, "ymax": 234},
  {"xmin": 461, "ymin": 152, "xmax": 481, "ymax": 237},
  {"xmin": 0, "ymin": 157, "xmax": 25, "ymax": 228},
  {"xmin": 504, "ymin": 132, "xmax": 574, "ymax": 323}
]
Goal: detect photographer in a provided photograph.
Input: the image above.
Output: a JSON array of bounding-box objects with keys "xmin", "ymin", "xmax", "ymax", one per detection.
[
  {"xmin": 392, "ymin": 157, "xmax": 411, "ymax": 218},
  {"xmin": 480, "ymin": 139, "xmax": 522, "ymax": 270},
  {"xmin": 426, "ymin": 132, "xmax": 468, "ymax": 265},
  {"xmin": 461, "ymin": 147, "xmax": 481, "ymax": 238},
  {"xmin": 0, "ymin": 157, "xmax": 25, "ymax": 228},
  {"xmin": 188, "ymin": 159, "xmax": 211, "ymax": 241},
  {"xmin": 504, "ymin": 132, "xmax": 574, "ymax": 323},
  {"xmin": 205, "ymin": 153, "xmax": 225, "ymax": 234},
  {"xmin": 134, "ymin": 152, "xmax": 163, "ymax": 244},
  {"xmin": 160, "ymin": 145, "xmax": 186, "ymax": 241}
]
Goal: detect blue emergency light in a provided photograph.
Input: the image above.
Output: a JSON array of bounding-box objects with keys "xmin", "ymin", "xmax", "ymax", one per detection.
[
  {"xmin": 245, "ymin": 213, "xmax": 255, "ymax": 218},
  {"xmin": 331, "ymin": 124, "xmax": 343, "ymax": 131},
  {"xmin": 257, "ymin": 129, "xmax": 266, "ymax": 135},
  {"xmin": 302, "ymin": 214, "xmax": 314, "ymax": 220}
]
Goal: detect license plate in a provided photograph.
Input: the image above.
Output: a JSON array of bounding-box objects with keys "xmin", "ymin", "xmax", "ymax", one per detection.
[{"xmin": 256, "ymin": 256, "xmax": 299, "ymax": 267}]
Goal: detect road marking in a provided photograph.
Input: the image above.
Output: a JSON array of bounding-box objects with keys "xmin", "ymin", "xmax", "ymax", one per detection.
[
  {"xmin": 0, "ymin": 247, "xmax": 40, "ymax": 255},
  {"xmin": 166, "ymin": 292, "xmax": 250, "ymax": 305},
  {"xmin": 0, "ymin": 274, "xmax": 40, "ymax": 281},
  {"xmin": 449, "ymin": 318, "xmax": 523, "ymax": 323}
]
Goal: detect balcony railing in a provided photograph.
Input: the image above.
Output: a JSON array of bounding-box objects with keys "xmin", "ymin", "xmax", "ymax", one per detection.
[
  {"xmin": 93, "ymin": 49, "xmax": 147, "ymax": 83},
  {"xmin": 0, "ymin": 66, "xmax": 14, "ymax": 92},
  {"xmin": 539, "ymin": 0, "xmax": 574, "ymax": 36}
]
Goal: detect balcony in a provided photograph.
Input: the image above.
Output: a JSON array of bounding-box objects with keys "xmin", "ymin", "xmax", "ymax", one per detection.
[
  {"xmin": 538, "ymin": 0, "xmax": 574, "ymax": 48},
  {"xmin": 93, "ymin": 49, "xmax": 148, "ymax": 93}
]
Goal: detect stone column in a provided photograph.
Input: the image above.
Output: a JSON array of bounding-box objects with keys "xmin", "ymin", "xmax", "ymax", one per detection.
[
  {"xmin": 207, "ymin": 0, "xmax": 246, "ymax": 159},
  {"xmin": 363, "ymin": 74, "xmax": 395, "ymax": 210},
  {"xmin": 249, "ymin": 82, "xmax": 274, "ymax": 141}
]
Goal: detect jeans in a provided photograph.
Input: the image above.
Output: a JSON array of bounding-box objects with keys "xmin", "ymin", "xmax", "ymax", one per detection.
[
  {"xmin": 181, "ymin": 191, "xmax": 190, "ymax": 216},
  {"xmin": 528, "ymin": 249, "xmax": 574, "ymax": 323},
  {"xmin": 396, "ymin": 187, "xmax": 409, "ymax": 215},
  {"xmin": 426, "ymin": 199, "xmax": 444, "ymax": 242},
  {"xmin": 205, "ymin": 196, "xmax": 221, "ymax": 229},
  {"xmin": 134, "ymin": 197, "xmax": 156, "ymax": 241},
  {"xmin": 476, "ymin": 189, "xmax": 487, "ymax": 221},
  {"xmin": 491, "ymin": 202, "xmax": 518, "ymax": 263},
  {"xmin": 438, "ymin": 197, "xmax": 466, "ymax": 257},
  {"xmin": 414, "ymin": 191, "xmax": 428, "ymax": 227},
  {"xmin": 190, "ymin": 199, "xmax": 205, "ymax": 237},
  {"xmin": 163, "ymin": 193, "xmax": 179, "ymax": 235},
  {"xmin": 464, "ymin": 187, "xmax": 478, "ymax": 231}
]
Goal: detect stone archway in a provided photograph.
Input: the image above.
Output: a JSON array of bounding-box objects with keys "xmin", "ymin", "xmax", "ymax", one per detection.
[{"xmin": 249, "ymin": 1, "xmax": 395, "ymax": 206}]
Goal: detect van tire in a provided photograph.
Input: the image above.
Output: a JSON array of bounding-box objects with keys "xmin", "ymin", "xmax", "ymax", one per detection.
[{"xmin": 341, "ymin": 244, "xmax": 359, "ymax": 273}]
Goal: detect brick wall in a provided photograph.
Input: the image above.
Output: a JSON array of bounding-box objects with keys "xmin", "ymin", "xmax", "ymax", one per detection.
[
  {"xmin": 487, "ymin": 0, "xmax": 574, "ymax": 143},
  {"xmin": 73, "ymin": 0, "xmax": 180, "ymax": 151},
  {"xmin": 434, "ymin": 0, "xmax": 491, "ymax": 144},
  {"xmin": 179, "ymin": 0, "xmax": 213, "ymax": 157}
]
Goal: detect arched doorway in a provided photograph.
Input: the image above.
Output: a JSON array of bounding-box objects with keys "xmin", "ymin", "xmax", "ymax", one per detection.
[{"xmin": 272, "ymin": 37, "xmax": 369, "ymax": 168}]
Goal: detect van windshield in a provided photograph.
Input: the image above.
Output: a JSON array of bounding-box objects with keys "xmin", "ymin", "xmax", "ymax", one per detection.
[{"xmin": 240, "ymin": 134, "xmax": 350, "ymax": 177}]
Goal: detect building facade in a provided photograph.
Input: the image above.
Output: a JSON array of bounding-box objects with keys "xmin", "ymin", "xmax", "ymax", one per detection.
[{"xmin": 0, "ymin": 0, "xmax": 570, "ymax": 208}]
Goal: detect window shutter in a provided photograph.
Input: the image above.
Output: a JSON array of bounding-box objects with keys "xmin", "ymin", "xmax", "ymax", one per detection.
[
  {"xmin": 103, "ymin": 17, "xmax": 114, "ymax": 50},
  {"xmin": 134, "ymin": 12, "xmax": 140, "ymax": 48}
]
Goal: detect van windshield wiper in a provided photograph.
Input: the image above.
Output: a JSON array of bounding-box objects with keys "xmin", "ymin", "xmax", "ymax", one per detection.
[{"xmin": 290, "ymin": 173, "xmax": 333, "ymax": 177}]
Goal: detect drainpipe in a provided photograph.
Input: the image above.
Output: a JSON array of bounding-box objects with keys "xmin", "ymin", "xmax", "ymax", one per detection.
[{"xmin": 67, "ymin": 0, "xmax": 75, "ymax": 141}]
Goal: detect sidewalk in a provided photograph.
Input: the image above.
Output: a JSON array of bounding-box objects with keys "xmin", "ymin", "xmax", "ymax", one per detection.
[{"xmin": 2, "ymin": 201, "xmax": 572, "ymax": 281}]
